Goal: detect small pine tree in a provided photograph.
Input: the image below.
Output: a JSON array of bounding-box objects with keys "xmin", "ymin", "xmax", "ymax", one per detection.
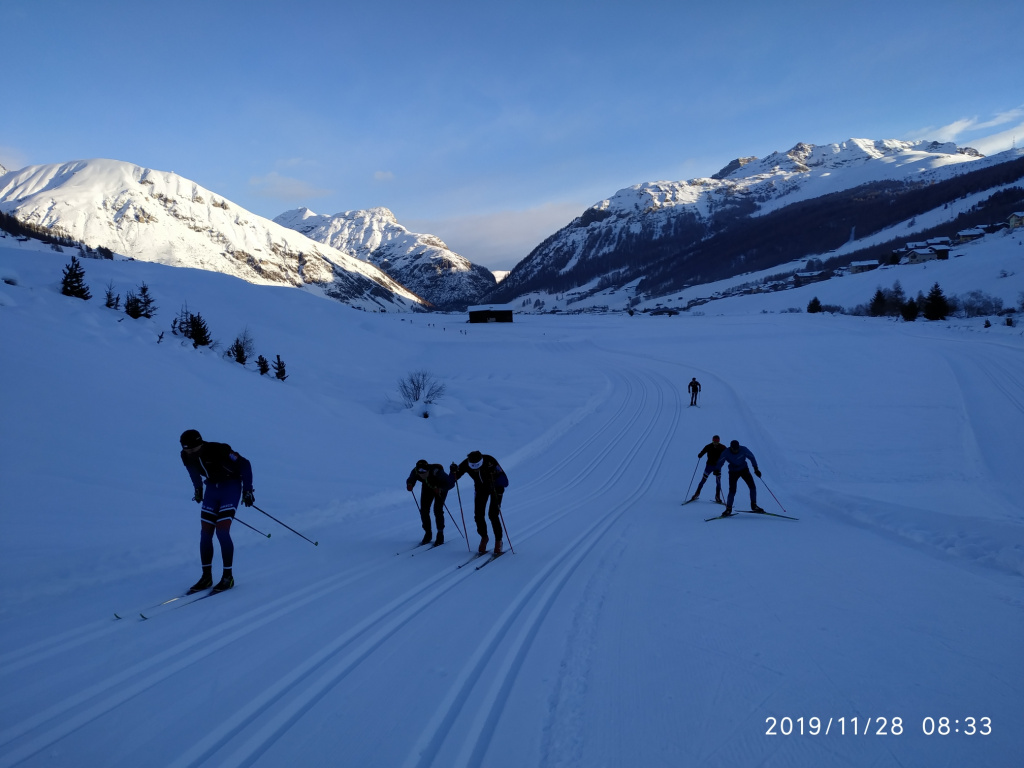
[
  {"xmin": 124, "ymin": 290, "xmax": 142, "ymax": 318},
  {"xmin": 272, "ymin": 354, "xmax": 288, "ymax": 381},
  {"xmin": 807, "ymin": 296, "xmax": 823, "ymax": 314},
  {"xmin": 60, "ymin": 256, "xmax": 91, "ymax": 300},
  {"xmin": 923, "ymin": 282, "xmax": 950, "ymax": 321},
  {"xmin": 226, "ymin": 329, "xmax": 254, "ymax": 365},
  {"xmin": 136, "ymin": 282, "xmax": 157, "ymax": 318},
  {"xmin": 868, "ymin": 288, "xmax": 887, "ymax": 317},
  {"xmin": 104, "ymin": 280, "xmax": 120, "ymax": 309},
  {"xmin": 256, "ymin": 355, "xmax": 270, "ymax": 375},
  {"xmin": 189, "ymin": 313, "xmax": 212, "ymax": 347},
  {"xmin": 900, "ymin": 298, "xmax": 919, "ymax": 322}
]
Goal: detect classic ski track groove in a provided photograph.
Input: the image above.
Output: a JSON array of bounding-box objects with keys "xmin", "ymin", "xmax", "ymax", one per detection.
[{"xmin": 0, "ymin": 367, "xmax": 673, "ymax": 768}]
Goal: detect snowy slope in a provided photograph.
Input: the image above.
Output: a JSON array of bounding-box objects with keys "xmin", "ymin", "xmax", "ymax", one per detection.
[
  {"xmin": 1, "ymin": 241, "xmax": 1022, "ymax": 767},
  {"xmin": 0, "ymin": 160, "xmax": 424, "ymax": 311},
  {"xmin": 275, "ymin": 207, "xmax": 496, "ymax": 310}
]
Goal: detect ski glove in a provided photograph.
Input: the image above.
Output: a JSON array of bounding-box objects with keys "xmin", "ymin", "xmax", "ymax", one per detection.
[
  {"xmin": 242, "ymin": 489, "xmax": 255, "ymax": 507},
  {"xmin": 192, "ymin": 488, "xmax": 203, "ymax": 503},
  {"xmin": 754, "ymin": 469, "xmax": 762, "ymax": 478},
  {"xmin": 407, "ymin": 481, "xmax": 415, "ymax": 492},
  {"xmin": 450, "ymin": 462, "xmax": 459, "ymax": 474}
]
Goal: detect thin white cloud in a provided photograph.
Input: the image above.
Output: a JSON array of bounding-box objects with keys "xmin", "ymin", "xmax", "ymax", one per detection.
[
  {"xmin": 374, "ymin": 170, "xmax": 395, "ymax": 181},
  {"xmin": 248, "ymin": 172, "xmax": 332, "ymax": 201}
]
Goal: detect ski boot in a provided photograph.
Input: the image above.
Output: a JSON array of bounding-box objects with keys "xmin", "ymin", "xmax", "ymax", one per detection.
[
  {"xmin": 212, "ymin": 573, "xmax": 234, "ymax": 594},
  {"xmin": 750, "ymin": 503, "xmax": 765, "ymax": 513},
  {"xmin": 420, "ymin": 532, "xmax": 432, "ymax": 545},
  {"xmin": 478, "ymin": 535, "xmax": 489, "ymax": 554},
  {"xmin": 721, "ymin": 507, "xmax": 734, "ymax": 517},
  {"xmin": 493, "ymin": 540, "xmax": 503, "ymax": 556},
  {"xmin": 187, "ymin": 573, "xmax": 213, "ymax": 594},
  {"xmin": 434, "ymin": 531, "xmax": 444, "ymax": 546},
  {"xmin": 689, "ymin": 492, "xmax": 700, "ymax": 502}
]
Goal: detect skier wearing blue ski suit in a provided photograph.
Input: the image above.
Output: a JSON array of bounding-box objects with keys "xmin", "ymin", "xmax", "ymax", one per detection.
[
  {"xmin": 180, "ymin": 429, "xmax": 254, "ymax": 594},
  {"xmin": 712, "ymin": 440, "xmax": 763, "ymax": 516}
]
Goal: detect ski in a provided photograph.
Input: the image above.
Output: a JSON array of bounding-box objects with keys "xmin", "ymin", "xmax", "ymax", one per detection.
[
  {"xmin": 475, "ymin": 552, "xmax": 504, "ymax": 570},
  {"xmin": 395, "ymin": 541, "xmax": 431, "ymax": 556},
  {"xmin": 115, "ymin": 593, "xmax": 192, "ymax": 622},
  {"xmin": 741, "ymin": 509, "xmax": 799, "ymax": 521},
  {"xmin": 704, "ymin": 512, "xmax": 737, "ymax": 521},
  {"xmin": 411, "ymin": 542, "xmax": 445, "ymax": 556},
  {"xmin": 457, "ymin": 553, "xmax": 486, "ymax": 569},
  {"xmin": 137, "ymin": 587, "xmax": 229, "ymax": 620}
]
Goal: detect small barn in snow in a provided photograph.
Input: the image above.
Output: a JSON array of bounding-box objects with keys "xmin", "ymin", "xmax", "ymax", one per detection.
[{"xmin": 468, "ymin": 306, "xmax": 514, "ymax": 323}]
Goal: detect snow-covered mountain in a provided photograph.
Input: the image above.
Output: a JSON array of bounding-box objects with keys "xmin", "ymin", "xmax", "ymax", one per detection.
[
  {"xmin": 0, "ymin": 159, "xmax": 425, "ymax": 311},
  {"xmin": 274, "ymin": 206, "xmax": 496, "ymax": 310},
  {"xmin": 488, "ymin": 139, "xmax": 1024, "ymax": 305}
]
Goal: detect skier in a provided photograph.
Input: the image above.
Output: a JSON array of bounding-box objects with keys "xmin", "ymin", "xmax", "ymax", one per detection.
[
  {"xmin": 712, "ymin": 439, "xmax": 763, "ymax": 516},
  {"xmin": 688, "ymin": 377, "xmax": 701, "ymax": 406},
  {"xmin": 179, "ymin": 429, "xmax": 254, "ymax": 594},
  {"xmin": 450, "ymin": 451, "xmax": 509, "ymax": 554},
  {"xmin": 690, "ymin": 435, "xmax": 726, "ymax": 502},
  {"xmin": 406, "ymin": 459, "xmax": 456, "ymax": 545}
]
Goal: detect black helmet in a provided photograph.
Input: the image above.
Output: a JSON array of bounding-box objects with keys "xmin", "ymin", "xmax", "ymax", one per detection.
[
  {"xmin": 415, "ymin": 459, "xmax": 429, "ymax": 475},
  {"xmin": 729, "ymin": 439, "xmax": 740, "ymax": 451},
  {"xmin": 467, "ymin": 450, "xmax": 483, "ymax": 468},
  {"xmin": 180, "ymin": 429, "xmax": 203, "ymax": 449}
]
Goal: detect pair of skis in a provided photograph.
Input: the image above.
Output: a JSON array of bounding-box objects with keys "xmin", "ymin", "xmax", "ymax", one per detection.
[
  {"xmin": 114, "ymin": 585, "xmax": 230, "ymax": 621},
  {"xmin": 703, "ymin": 509, "xmax": 798, "ymax": 521},
  {"xmin": 459, "ymin": 551, "xmax": 503, "ymax": 570}
]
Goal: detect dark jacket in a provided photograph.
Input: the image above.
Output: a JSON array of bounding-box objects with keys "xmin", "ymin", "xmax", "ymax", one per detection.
[
  {"xmin": 452, "ymin": 455, "xmax": 509, "ymax": 491},
  {"xmin": 698, "ymin": 441, "xmax": 726, "ymax": 465},
  {"xmin": 181, "ymin": 441, "xmax": 254, "ymax": 494},
  {"xmin": 713, "ymin": 445, "xmax": 759, "ymax": 474},
  {"xmin": 406, "ymin": 463, "xmax": 456, "ymax": 494}
]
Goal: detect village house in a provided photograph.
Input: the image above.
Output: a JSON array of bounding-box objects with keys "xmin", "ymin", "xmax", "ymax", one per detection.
[
  {"xmin": 849, "ymin": 260, "xmax": 880, "ymax": 274},
  {"xmin": 956, "ymin": 227, "xmax": 986, "ymax": 243},
  {"xmin": 1009, "ymin": 212, "xmax": 1024, "ymax": 229},
  {"xmin": 906, "ymin": 248, "xmax": 939, "ymax": 265}
]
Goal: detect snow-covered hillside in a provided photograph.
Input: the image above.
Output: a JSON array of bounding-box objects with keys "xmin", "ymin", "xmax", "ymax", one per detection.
[
  {"xmin": 0, "ymin": 160, "xmax": 423, "ymax": 311},
  {"xmin": 1, "ymin": 240, "xmax": 1021, "ymax": 767},
  {"xmin": 275, "ymin": 207, "xmax": 496, "ymax": 310}
]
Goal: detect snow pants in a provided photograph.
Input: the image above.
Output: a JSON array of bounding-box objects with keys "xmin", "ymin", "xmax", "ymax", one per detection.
[
  {"xmin": 199, "ymin": 480, "xmax": 239, "ymax": 570},
  {"xmin": 695, "ymin": 464, "xmax": 722, "ymax": 497},
  {"xmin": 419, "ymin": 487, "xmax": 448, "ymax": 535},
  {"xmin": 725, "ymin": 469, "xmax": 756, "ymax": 510},
  {"xmin": 474, "ymin": 487, "xmax": 504, "ymax": 542}
]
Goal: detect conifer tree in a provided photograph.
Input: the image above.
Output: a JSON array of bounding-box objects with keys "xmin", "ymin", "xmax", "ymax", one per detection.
[
  {"xmin": 807, "ymin": 296, "xmax": 822, "ymax": 314},
  {"xmin": 60, "ymin": 256, "xmax": 91, "ymax": 300},
  {"xmin": 256, "ymin": 355, "xmax": 270, "ymax": 375},
  {"xmin": 869, "ymin": 288, "xmax": 887, "ymax": 317},
  {"xmin": 900, "ymin": 298, "xmax": 919, "ymax": 322},
  {"xmin": 188, "ymin": 313, "xmax": 212, "ymax": 347},
  {"xmin": 104, "ymin": 280, "xmax": 120, "ymax": 309},
  {"xmin": 923, "ymin": 282, "xmax": 950, "ymax": 321},
  {"xmin": 272, "ymin": 355, "xmax": 288, "ymax": 381}
]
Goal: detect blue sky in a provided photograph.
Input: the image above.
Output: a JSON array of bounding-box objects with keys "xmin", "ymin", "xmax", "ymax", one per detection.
[{"xmin": 2, "ymin": 0, "xmax": 1022, "ymax": 270}]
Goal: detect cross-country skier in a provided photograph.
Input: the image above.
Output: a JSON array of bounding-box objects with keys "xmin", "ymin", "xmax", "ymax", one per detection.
[
  {"xmin": 688, "ymin": 377, "xmax": 701, "ymax": 406},
  {"xmin": 450, "ymin": 451, "xmax": 509, "ymax": 554},
  {"xmin": 690, "ymin": 435, "xmax": 726, "ymax": 502},
  {"xmin": 179, "ymin": 429, "xmax": 254, "ymax": 594},
  {"xmin": 712, "ymin": 439, "xmax": 763, "ymax": 516},
  {"xmin": 406, "ymin": 459, "xmax": 456, "ymax": 545}
]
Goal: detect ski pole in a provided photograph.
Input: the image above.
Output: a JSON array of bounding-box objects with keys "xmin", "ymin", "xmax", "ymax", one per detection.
[
  {"xmin": 443, "ymin": 502, "xmax": 466, "ymax": 540},
  {"xmin": 252, "ymin": 504, "xmax": 319, "ymax": 546},
  {"xmin": 497, "ymin": 507, "xmax": 515, "ymax": 554},
  {"xmin": 756, "ymin": 476, "xmax": 790, "ymax": 516},
  {"xmin": 234, "ymin": 517, "xmax": 271, "ymax": 538},
  {"xmin": 683, "ymin": 457, "xmax": 701, "ymax": 500},
  {"xmin": 454, "ymin": 478, "xmax": 470, "ymax": 552}
]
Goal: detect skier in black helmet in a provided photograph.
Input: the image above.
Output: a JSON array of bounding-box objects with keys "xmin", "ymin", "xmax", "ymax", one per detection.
[
  {"xmin": 712, "ymin": 439, "xmax": 763, "ymax": 516},
  {"xmin": 406, "ymin": 459, "xmax": 456, "ymax": 545},
  {"xmin": 688, "ymin": 377, "xmax": 701, "ymax": 406},
  {"xmin": 690, "ymin": 435, "xmax": 726, "ymax": 503},
  {"xmin": 179, "ymin": 429, "xmax": 254, "ymax": 594},
  {"xmin": 450, "ymin": 451, "xmax": 509, "ymax": 554}
]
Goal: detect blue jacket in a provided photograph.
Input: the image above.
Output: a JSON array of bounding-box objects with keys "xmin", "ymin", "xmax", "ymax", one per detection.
[{"xmin": 713, "ymin": 445, "xmax": 759, "ymax": 474}]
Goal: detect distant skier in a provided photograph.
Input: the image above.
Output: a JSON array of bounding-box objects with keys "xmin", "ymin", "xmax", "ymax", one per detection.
[
  {"xmin": 688, "ymin": 377, "xmax": 701, "ymax": 406},
  {"xmin": 406, "ymin": 459, "xmax": 456, "ymax": 545},
  {"xmin": 689, "ymin": 435, "xmax": 726, "ymax": 503},
  {"xmin": 179, "ymin": 429, "xmax": 255, "ymax": 594},
  {"xmin": 712, "ymin": 440, "xmax": 763, "ymax": 516},
  {"xmin": 451, "ymin": 451, "xmax": 509, "ymax": 554}
]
